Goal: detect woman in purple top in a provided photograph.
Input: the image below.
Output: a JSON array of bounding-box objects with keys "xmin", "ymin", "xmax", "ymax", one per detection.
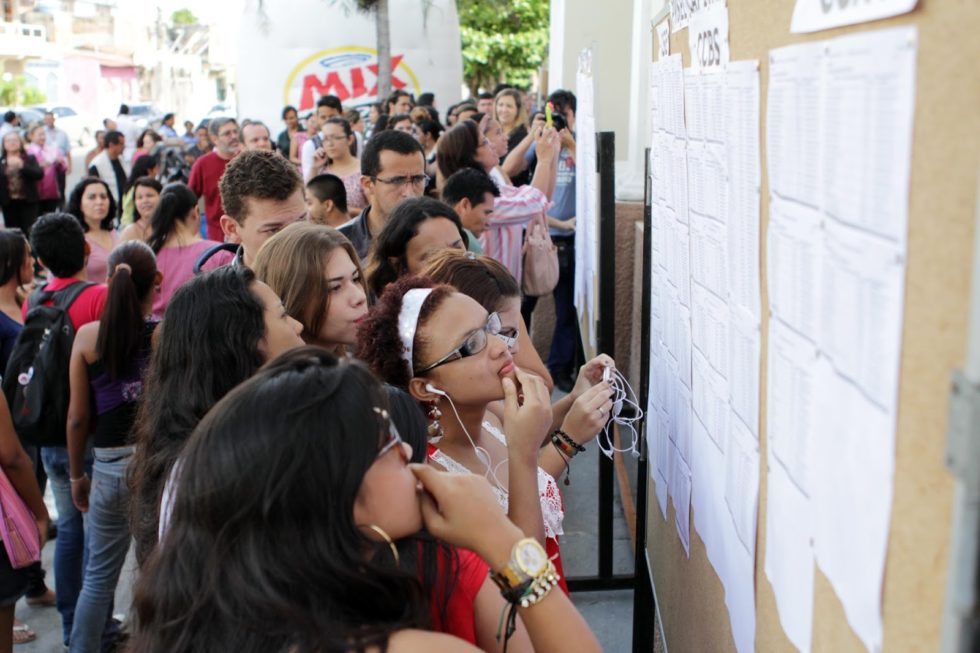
[
  {"xmin": 66, "ymin": 241, "xmax": 160, "ymax": 652},
  {"xmin": 146, "ymin": 183, "xmax": 225, "ymax": 317}
]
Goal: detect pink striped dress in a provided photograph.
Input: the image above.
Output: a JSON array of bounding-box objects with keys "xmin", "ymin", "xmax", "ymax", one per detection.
[{"xmin": 480, "ymin": 168, "xmax": 550, "ymax": 282}]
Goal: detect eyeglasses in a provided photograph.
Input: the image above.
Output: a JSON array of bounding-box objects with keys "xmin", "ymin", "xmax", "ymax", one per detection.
[
  {"xmin": 497, "ymin": 326, "xmax": 519, "ymax": 350},
  {"xmin": 373, "ymin": 407, "xmax": 405, "ymax": 460},
  {"xmin": 416, "ymin": 312, "xmax": 502, "ymax": 374},
  {"xmin": 371, "ymin": 174, "xmax": 430, "ymax": 188}
]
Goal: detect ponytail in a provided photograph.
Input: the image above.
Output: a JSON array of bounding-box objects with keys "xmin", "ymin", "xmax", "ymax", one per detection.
[
  {"xmin": 96, "ymin": 242, "xmax": 158, "ymax": 379},
  {"xmin": 147, "ymin": 183, "xmax": 198, "ymax": 254}
]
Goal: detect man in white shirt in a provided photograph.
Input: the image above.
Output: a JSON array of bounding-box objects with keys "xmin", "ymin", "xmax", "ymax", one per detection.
[{"xmin": 114, "ymin": 104, "xmax": 141, "ymax": 165}]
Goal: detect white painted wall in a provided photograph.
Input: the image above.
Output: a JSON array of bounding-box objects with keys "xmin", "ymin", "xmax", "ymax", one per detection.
[{"xmin": 549, "ymin": 0, "xmax": 668, "ymax": 200}]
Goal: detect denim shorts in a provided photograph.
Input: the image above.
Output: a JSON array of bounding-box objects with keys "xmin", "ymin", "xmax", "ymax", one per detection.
[{"xmin": 0, "ymin": 544, "xmax": 31, "ymax": 607}]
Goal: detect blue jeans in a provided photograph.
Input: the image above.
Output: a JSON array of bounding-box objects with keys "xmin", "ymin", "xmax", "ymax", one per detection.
[
  {"xmin": 41, "ymin": 446, "xmax": 90, "ymax": 646},
  {"xmin": 69, "ymin": 447, "xmax": 132, "ymax": 653}
]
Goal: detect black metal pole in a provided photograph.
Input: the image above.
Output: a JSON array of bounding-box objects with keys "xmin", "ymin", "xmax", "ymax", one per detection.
[
  {"xmin": 632, "ymin": 148, "xmax": 655, "ymax": 652},
  {"xmin": 596, "ymin": 131, "xmax": 617, "ymax": 579}
]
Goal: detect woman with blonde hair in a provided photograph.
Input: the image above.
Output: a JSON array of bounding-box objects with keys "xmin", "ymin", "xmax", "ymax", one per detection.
[
  {"xmin": 252, "ymin": 222, "xmax": 368, "ymax": 354},
  {"xmin": 493, "ymin": 88, "xmax": 531, "ymax": 186}
]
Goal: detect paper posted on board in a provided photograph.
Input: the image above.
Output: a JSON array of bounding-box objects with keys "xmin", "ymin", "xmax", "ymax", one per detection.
[{"xmin": 791, "ymin": 0, "xmax": 918, "ymax": 34}]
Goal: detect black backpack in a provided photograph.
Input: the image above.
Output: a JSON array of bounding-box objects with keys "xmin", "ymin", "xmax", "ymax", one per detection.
[{"xmin": 2, "ymin": 281, "xmax": 93, "ymax": 447}]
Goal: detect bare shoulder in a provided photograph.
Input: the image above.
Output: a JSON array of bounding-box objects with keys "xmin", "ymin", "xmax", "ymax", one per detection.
[
  {"xmin": 73, "ymin": 322, "xmax": 100, "ymax": 359},
  {"xmin": 385, "ymin": 629, "xmax": 482, "ymax": 653}
]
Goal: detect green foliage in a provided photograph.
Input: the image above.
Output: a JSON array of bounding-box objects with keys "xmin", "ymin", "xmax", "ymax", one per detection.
[
  {"xmin": 0, "ymin": 76, "xmax": 46, "ymax": 106},
  {"xmin": 171, "ymin": 8, "xmax": 198, "ymax": 26},
  {"xmin": 458, "ymin": 0, "xmax": 549, "ymax": 94}
]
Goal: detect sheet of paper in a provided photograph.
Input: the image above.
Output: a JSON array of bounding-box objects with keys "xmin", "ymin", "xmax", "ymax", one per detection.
[
  {"xmin": 765, "ymin": 458, "xmax": 815, "ymax": 653},
  {"xmin": 791, "ymin": 0, "xmax": 917, "ymax": 34},
  {"xmin": 670, "ymin": 443, "xmax": 692, "ymax": 556},
  {"xmin": 690, "ymin": 212, "xmax": 727, "ymax": 298},
  {"xmin": 763, "ymin": 29, "xmax": 917, "ymax": 653},
  {"xmin": 767, "ymin": 42, "xmax": 823, "ymax": 210},
  {"xmin": 574, "ymin": 48, "xmax": 598, "ymax": 350},
  {"xmin": 820, "ymin": 28, "xmax": 917, "ymax": 247},
  {"xmin": 724, "ymin": 61, "xmax": 761, "ymax": 322},
  {"xmin": 724, "ymin": 414, "xmax": 759, "ymax": 556},
  {"xmin": 766, "ymin": 318, "xmax": 819, "ymax": 494},
  {"xmin": 692, "ymin": 348, "xmax": 729, "ymax": 452},
  {"xmin": 691, "ymin": 411, "xmax": 728, "ymax": 571},
  {"xmin": 691, "ymin": 282, "xmax": 730, "ymax": 378},
  {"xmin": 819, "ymin": 220, "xmax": 906, "ymax": 413},
  {"xmin": 728, "ymin": 307, "xmax": 761, "ymax": 437},
  {"xmin": 688, "ymin": 1, "xmax": 730, "ymax": 72},
  {"xmin": 657, "ymin": 19, "xmax": 670, "ymax": 60},
  {"xmin": 812, "ymin": 361, "xmax": 895, "ymax": 653},
  {"xmin": 767, "ymin": 198, "xmax": 823, "ymax": 343}
]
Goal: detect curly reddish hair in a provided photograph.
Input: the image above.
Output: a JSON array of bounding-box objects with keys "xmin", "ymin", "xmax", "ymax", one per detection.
[{"xmin": 355, "ymin": 275, "xmax": 454, "ymax": 388}]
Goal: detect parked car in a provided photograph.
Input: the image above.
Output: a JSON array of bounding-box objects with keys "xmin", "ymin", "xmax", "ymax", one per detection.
[
  {"xmin": 127, "ymin": 102, "xmax": 164, "ymax": 130},
  {"xmin": 0, "ymin": 107, "xmax": 44, "ymax": 133}
]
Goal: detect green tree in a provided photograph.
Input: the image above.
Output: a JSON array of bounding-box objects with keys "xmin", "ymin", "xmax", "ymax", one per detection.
[
  {"xmin": 171, "ymin": 9, "xmax": 198, "ymax": 26},
  {"xmin": 0, "ymin": 75, "xmax": 46, "ymax": 106},
  {"xmin": 458, "ymin": 0, "xmax": 549, "ymax": 96}
]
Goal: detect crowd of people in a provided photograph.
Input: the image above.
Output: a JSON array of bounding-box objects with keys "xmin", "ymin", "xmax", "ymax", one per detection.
[{"xmin": 0, "ymin": 84, "xmax": 600, "ymax": 652}]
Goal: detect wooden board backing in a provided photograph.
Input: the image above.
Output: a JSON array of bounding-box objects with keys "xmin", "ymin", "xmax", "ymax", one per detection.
[{"xmin": 645, "ymin": 0, "xmax": 980, "ymax": 651}]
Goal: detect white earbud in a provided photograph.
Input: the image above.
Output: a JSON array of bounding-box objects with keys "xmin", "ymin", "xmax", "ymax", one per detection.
[{"xmin": 425, "ymin": 383, "xmax": 447, "ymax": 397}]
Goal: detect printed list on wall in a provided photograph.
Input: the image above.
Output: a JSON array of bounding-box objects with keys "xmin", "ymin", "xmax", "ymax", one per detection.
[
  {"xmin": 764, "ymin": 26, "xmax": 918, "ymax": 653},
  {"xmin": 647, "ymin": 42, "xmax": 762, "ymax": 653}
]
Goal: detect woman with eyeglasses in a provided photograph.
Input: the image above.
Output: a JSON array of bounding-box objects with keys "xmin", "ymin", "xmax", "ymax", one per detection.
[
  {"xmin": 357, "ymin": 275, "xmax": 616, "ymax": 596},
  {"xmin": 364, "ymin": 197, "xmax": 468, "ymax": 299},
  {"xmin": 421, "ymin": 248, "xmax": 615, "ymax": 491},
  {"xmin": 308, "ymin": 117, "xmax": 366, "ymax": 217},
  {"xmin": 129, "ymin": 347, "xmax": 602, "ymax": 653}
]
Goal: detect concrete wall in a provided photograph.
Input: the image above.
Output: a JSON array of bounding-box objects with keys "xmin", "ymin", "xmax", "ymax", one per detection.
[{"xmin": 547, "ymin": 0, "xmax": 635, "ymax": 165}]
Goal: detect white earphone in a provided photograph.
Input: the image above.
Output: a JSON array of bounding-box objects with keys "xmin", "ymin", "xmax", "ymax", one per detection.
[{"xmin": 425, "ymin": 383, "xmax": 447, "ymax": 396}]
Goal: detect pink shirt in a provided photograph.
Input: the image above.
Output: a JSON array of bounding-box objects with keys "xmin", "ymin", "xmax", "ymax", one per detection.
[
  {"xmin": 325, "ymin": 167, "xmax": 367, "ymax": 211},
  {"xmin": 480, "ymin": 169, "xmax": 550, "ymax": 281},
  {"xmin": 85, "ymin": 231, "xmax": 121, "ymax": 283},
  {"xmin": 152, "ymin": 240, "xmax": 226, "ymax": 317}
]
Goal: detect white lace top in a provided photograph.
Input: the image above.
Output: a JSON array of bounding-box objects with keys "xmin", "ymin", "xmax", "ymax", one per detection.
[{"xmin": 428, "ymin": 421, "xmax": 565, "ymax": 539}]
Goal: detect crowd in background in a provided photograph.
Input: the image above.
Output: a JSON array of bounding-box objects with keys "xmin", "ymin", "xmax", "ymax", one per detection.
[{"xmin": 0, "ymin": 83, "xmax": 608, "ymax": 653}]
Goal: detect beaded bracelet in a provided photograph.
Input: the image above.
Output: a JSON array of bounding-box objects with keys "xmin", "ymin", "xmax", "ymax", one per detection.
[
  {"xmin": 553, "ymin": 428, "xmax": 585, "ymax": 453},
  {"xmin": 496, "ymin": 559, "xmax": 561, "ymax": 652}
]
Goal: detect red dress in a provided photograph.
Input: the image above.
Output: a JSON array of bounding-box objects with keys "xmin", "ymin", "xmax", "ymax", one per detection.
[{"xmin": 427, "ymin": 436, "xmax": 570, "ymax": 596}]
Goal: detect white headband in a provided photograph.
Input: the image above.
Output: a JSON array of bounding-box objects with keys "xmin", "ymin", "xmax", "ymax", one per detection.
[{"xmin": 398, "ymin": 288, "xmax": 433, "ymax": 377}]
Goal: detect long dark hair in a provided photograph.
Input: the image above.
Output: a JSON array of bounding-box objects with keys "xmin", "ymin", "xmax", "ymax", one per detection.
[
  {"xmin": 128, "ymin": 176, "xmax": 163, "ymax": 224},
  {"xmin": 129, "ymin": 347, "xmax": 449, "ymax": 653},
  {"xmin": 436, "ymin": 120, "xmax": 482, "ymax": 179},
  {"xmin": 127, "ymin": 154, "xmax": 159, "ymax": 191},
  {"xmin": 128, "ymin": 266, "xmax": 267, "ymax": 565},
  {"xmin": 0, "ymin": 228, "xmax": 28, "ymax": 286},
  {"xmin": 67, "ymin": 177, "xmax": 117, "ymax": 232},
  {"xmin": 365, "ymin": 198, "xmax": 467, "ymax": 298},
  {"xmin": 97, "ymin": 241, "xmax": 157, "ymax": 379},
  {"xmin": 146, "ymin": 183, "xmax": 197, "ymax": 253}
]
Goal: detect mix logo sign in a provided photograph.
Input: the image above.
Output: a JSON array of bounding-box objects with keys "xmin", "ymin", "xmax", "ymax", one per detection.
[{"xmin": 284, "ymin": 46, "xmax": 423, "ymax": 111}]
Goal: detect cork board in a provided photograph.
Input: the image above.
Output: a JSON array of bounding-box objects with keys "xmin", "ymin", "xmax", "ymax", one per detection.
[{"xmin": 645, "ymin": 1, "xmax": 980, "ymax": 651}]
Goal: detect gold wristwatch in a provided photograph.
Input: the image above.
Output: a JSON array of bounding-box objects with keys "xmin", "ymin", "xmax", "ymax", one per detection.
[{"xmin": 490, "ymin": 537, "xmax": 550, "ymax": 599}]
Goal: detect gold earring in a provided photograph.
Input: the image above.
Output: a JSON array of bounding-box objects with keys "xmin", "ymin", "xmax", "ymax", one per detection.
[{"xmin": 367, "ymin": 524, "xmax": 400, "ymax": 566}]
